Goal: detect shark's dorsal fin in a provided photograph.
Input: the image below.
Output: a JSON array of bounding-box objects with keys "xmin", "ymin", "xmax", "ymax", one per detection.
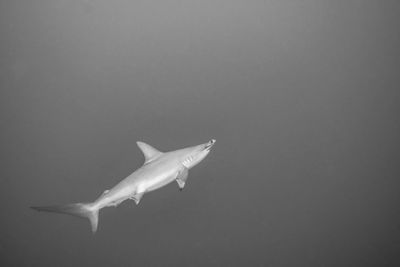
[{"xmin": 136, "ymin": 141, "xmax": 163, "ymax": 164}]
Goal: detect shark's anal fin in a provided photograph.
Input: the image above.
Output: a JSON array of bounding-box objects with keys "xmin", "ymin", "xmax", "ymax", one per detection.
[
  {"xmin": 130, "ymin": 193, "xmax": 144, "ymax": 205},
  {"xmin": 109, "ymin": 199, "xmax": 124, "ymax": 207},
  {"xmin": 176, "ymin": 167, "xmax": 189, "ymax": 191},
  {"xmin": 136, "ymin": 141, "xmax": 163, "ymax": 164}
]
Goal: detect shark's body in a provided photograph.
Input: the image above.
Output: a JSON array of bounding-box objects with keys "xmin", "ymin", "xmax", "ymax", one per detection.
[{"xmin": 31, "ymin": 139, "xmax": 216, "ymax": 233}]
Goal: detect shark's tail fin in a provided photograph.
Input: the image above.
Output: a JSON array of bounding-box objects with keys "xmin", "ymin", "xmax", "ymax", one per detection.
[{"xmin": 31, "ymin": 203, "xmax": 100, "ymax": 233}]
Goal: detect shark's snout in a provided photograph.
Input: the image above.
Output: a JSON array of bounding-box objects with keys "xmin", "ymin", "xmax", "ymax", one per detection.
[{"xmin": 205, "ymin": 139, "xmax": 216, "ymax": 150}]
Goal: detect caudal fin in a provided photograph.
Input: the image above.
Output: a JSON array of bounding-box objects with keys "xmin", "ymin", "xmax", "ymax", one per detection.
[{"xmin": 31, "ymin": 203, "xmax": 99, "ymax": 233}]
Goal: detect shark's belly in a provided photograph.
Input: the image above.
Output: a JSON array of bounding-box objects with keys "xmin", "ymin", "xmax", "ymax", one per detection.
[
  {"xmin": 140, "ymin": 169, "xmax": 177, "ymax": 192},
  {"xmin": 96, "ymin": 161, "xmax": 180, "ymax": 208},
  {"xmin": 95, "ymin": 181, "xmax": 136, "ymax": 208}
]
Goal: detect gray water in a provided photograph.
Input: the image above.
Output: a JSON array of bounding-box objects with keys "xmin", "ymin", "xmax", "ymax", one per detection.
[{"xmin": 1, "ymin": 1, "xmax": 400, "ymax": 266}]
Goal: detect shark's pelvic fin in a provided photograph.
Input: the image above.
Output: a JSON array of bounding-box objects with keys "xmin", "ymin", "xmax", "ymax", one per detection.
[
  {"xmin": 176, "ymin": 167, "xmax": 189, "ymax": 191},
  {"xmin": 130, "ymin": 193, "xmax": 144, "ymax": 205},
  {"xmin": 136, "ymin": 141, "xmax": 163, "ymax": 164}
]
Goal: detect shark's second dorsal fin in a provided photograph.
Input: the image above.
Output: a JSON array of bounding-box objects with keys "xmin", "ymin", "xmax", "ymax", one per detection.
[{"xmin": 136, "ymin": 141, "xmax": 163, "ymax": 164}]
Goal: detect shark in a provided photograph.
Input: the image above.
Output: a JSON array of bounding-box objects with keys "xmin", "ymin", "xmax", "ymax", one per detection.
[{"xmin": 31, "ymin": 139, "xmax": 216, "ymax": 233}]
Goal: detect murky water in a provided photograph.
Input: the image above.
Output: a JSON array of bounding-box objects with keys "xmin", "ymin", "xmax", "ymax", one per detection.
[{"xmin": 1, "ymin": 1, "xmax": 400, "ymax": 266}]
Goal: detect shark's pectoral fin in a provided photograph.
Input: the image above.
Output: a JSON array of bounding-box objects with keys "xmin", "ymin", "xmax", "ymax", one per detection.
[
  {"xmin": 130, "ymin": 193, "xmax": 144, "ymax": 205},
  {"xmin": 176, "ymin": 167, "xmax": 189, "ymax": 191}
]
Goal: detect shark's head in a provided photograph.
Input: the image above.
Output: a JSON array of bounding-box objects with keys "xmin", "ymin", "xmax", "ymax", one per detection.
[{"xmin": 177, "ymin": 139, "xmax": 216, "ymax": 169}]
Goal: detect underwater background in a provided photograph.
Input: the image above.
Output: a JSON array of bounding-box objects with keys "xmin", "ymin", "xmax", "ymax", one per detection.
[{"xmin": 1, "ymin": 1, "xmax": 400, "ymax": 266}]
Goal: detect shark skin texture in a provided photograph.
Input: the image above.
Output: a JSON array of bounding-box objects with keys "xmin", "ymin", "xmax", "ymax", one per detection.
[{"xmin": 31, "ymin": 139, "xmax": 216, "ymax": 233}]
